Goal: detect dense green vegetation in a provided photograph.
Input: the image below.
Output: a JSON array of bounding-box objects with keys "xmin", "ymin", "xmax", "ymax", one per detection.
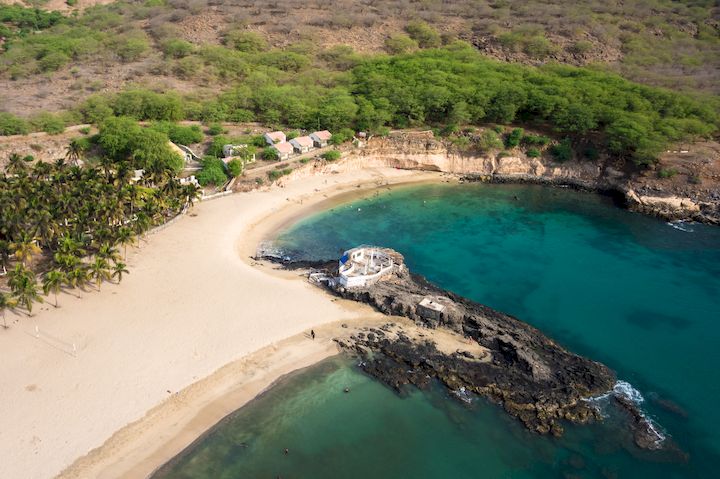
[
  {"xmin": 0, "ymin": 147, "xmax": 199, "ymax": 318},
  {"xmin": 0, "ymin": 2, "xmax": 718, "ymax": 166}
]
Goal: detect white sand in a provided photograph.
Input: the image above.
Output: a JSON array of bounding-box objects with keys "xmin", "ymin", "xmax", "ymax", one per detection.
[{"xmin": 0, "ymin": 166, "xmax": 439, "ymax": 479}]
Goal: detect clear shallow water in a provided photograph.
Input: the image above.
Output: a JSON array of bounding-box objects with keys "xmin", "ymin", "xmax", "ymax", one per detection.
[{"xmin": 157, "ymin": 184, "xmax": 720, "ymax": 478}]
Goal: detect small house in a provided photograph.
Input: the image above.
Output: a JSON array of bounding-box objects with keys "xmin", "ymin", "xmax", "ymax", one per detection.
[
  {"xmin": 310, "ymin": 130, "xmax": 332, "ymax": 148},
  {"xmin": 272, "ymin": 142, "xmax": 294, "ymax": 161},
  {"xmin": 289, "ymin": 136, "xmax": 314, "ymax": 154},
  {"xmin": 264, "ymin": 131, "xmax": 286, "ymax": 145}
]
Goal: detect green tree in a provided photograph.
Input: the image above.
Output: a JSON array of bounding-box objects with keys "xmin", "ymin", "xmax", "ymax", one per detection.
[
  {"xmin": 42, "ymin": 269, "xmax": 65, "ymax": 307},
  {"xmin": 8, "ymin": 264, "xmax": 42, "ymax": 314},
  {"xmin": 112, "ymin": 261, "xmax": 129, "ymax": 283}
]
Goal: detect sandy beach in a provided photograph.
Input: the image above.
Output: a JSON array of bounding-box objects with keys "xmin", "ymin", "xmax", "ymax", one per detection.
[{"xmin": 0, "ymin": 165, "xmax": 442, "ymax": 479}]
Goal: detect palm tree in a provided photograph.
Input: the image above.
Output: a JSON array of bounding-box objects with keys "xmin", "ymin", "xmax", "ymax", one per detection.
[
  {"xmin": 65, "ymin": 139, "xmax": 86, "ymax": 166},
  {"xmin": 89, "ymin": 258, "xmax": 111, "ymax": 288},
  {"xmin": 11, "ymin": 232, "xmax": 42, "ymax": 266},
  {"xmin": 116, "ymin": 226, "xmax": 136, "ymax": 259},
  {"xmin": 5, "ymin": 152, "xmax": 31, "ymax": 175},
  {"xmin": 42, "ymin": 269, "xmax": 65, "ymax": 308},
  {"xmin": 8, "ymin": 264, "xmax": 42, "ymax": 314},
  {"xmin": 0, "ymin": 291, "xmax": 12, "ymax": 329},
  {"xmin": 111, "ymin": 261, "xmax": 129, "ymax": 283}
]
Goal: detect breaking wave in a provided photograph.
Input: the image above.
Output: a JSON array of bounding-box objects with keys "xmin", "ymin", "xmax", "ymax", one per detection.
[
  {"xmin": 585, "ymin": 380, "xmax": 666, "ymax": 447},
  {"xmin": 667, "ymin": 220, "xmax": 695, "ymax": 232}
]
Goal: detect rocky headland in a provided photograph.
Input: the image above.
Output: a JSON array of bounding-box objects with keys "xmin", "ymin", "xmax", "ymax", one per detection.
[{"xmin": 262, "ymin": 248, "xmax": 669, "ymax": 451}]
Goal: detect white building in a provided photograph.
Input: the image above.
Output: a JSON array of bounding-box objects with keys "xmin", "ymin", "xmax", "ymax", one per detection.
[
  {"xmin": 289, "ymin": 135, "xmax": 314, "ymax": 154},
  {"xmin": 264, "ymin": 131, "xmax": 286, "ymax": 145},
  {"xmin": 310, "ymin": 130, "xmax": 332, "ymax": 147},
  {"xmin": 271, "ymin": 142, "xmax": 294, "ymax": 161},
  {"xmin": 337, "ymin": 246, "xmax": 397, "ymax": 288}
]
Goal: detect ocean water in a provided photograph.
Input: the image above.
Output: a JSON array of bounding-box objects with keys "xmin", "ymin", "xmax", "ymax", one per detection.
[{"xmin": 156, "ymin": 183, "xmax": 720, "ymax": 478}]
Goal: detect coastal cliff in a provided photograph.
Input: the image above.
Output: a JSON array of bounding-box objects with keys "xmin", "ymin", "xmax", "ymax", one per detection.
[{"xmin": 278, "ymin": 131, "xmax": 719, "ymax": 224}]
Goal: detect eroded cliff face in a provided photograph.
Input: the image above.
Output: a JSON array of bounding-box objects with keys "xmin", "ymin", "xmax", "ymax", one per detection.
[{"xmin": 280, "ymin": 131, "xmax": 719, "ymax": 224}]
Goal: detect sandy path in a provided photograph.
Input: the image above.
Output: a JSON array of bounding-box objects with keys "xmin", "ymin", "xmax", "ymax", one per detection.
[{"xmin": 0, "ymin": 166, "xmax": 439, "ymax": 479}]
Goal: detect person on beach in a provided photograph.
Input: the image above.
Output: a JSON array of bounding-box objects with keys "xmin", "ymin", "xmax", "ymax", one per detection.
[{"xmin": 311, "ymin": 329, "xmax": 315, "ymax": 340}]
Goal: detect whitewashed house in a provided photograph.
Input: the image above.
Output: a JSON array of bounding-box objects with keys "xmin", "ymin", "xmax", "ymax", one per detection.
[
  {"xmin": 289, "ymin": 135, "xmax": 314, "ymax": 154},
  {"xmin": 272, "ymin": 142, "xmax": 294, "ymax": 161},
  {"xmin": 337, "ymin": 246, "xmax": 398, "ymax": 288},
  {"xmin": 264, "ymin": 131, "xmax": 286, "ymax": 145},
  {"xmin": 310, "ymin": 130, "xmax": 332, "ymax": 147}
]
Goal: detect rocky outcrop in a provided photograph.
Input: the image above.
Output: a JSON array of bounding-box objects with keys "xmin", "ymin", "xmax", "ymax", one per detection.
[
  {"xmin": 260, "ymin": 249, "xmax": 672, "ymax": 450},
  {"xmin": 329, "ymin": 263, "xmax": 615, "ymax": 436}
]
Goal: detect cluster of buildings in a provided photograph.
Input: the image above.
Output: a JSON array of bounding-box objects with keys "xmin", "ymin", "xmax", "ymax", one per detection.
[{"xmin": 263, "ymin": 130, "xmax": 332, "ymax": 161}]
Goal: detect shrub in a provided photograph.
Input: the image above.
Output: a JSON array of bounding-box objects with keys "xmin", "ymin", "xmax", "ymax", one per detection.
[
  {"xmin": 206, "ymin": 135, "xmax": 228, "ymax": 157},
  {"xmin": 31, "ymin": 113, "xmax": 66, "ymax": 135},
  {"xmin": 66, "ymin": 0, "xmax": 77, "ymax": 6},
  {"xmin": 268, "ymin": 168, "xmax": 292, "ymax": 181},
  {"xmin": 384, "ymin": 34, "xmax": 418, "ymax": 54},
  {"xmin": 504, "ymin": 128, "xmax": 524, "ymax": 148},
  {"xmin": 262, "ymin": 147, "xmax": 279, "ymax": 161},
  {"xmin": 330, "ymin": 128, "xmax": 355, "ymax": 145},
  {"xmin": 405, "ymin": 21, "xmax": 441, "ymax": 48},
  {"xmin": 321, "ymin": 150, "xmax": 341, "ymax": 161},
  {"xmin": 550, "ymin": 138, "xmax": 573, "ymax": 162},
  {"xmin": 569, "ymin": 40, "xmax": 593, "ymax": 55},
  {"xmin": 197, "ymin": 157, "xmax": 228, "ymax": 186},
  {"xmin": 224, "ymin": 31, "xmax": 268, "ymax": 53},
  {"xmin": 526, "ymin": 148, "xmax": 541, "ymax": 158},
  {"xmin": 207, "ymin": 123, "xmax": 225, "ymax": 136},
  {"xmin": 162, "ymin": 39, "xmax": 194, "ymax": 59},
  {"xmin": 522, "ymin": 134, "xmax": 551, "ymax": 146},
  {"xmin": 149, "ymin": 122, "xmax": 203, "ymax": 145},
  {"xmin": 112, "ymin": 34, "xmax": 150, "ymax": 62},
  {"xmin": 286, "ymin": 130, "xmax": 299, "ymax": 140},
  {"xmin": 226, "ymin": 159, "xmax": 243, "ymax": 177},
  {"xmin": 77, "ymin": 95, "xmax": 114, "ymax": 124},
  {"xmin": 0, "ymin": 112, "xmax": 30, "ymax": 136},
  {"xmin": 79, "ymin": 127, "xmax": 91, "ymax": 135},
  {"xmin": 476, "ymin": 130, "xmax": 503, "ymax": 151},
  {"xmin": 657, "ymin": 168, "xmax": 678, "ymax": 179}
]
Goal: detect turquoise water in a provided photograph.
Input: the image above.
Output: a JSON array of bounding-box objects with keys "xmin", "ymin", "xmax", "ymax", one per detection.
[{"xmin": 157, "ymin": 184, "xmax": 720, "ymax": 478}]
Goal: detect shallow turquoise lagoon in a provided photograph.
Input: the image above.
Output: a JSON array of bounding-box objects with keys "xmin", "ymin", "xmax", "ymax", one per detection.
[{"xmin": 157, "ymin": 183, "xmax": 720, "ymax": 478}]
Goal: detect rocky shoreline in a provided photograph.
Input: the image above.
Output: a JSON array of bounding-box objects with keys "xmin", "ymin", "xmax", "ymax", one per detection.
[
  {"xmin": 328, "ymin": 132, "xmax": 720, "ymax": 225},
  {"xmin": 262, "ymin": 250, "xmax": 669, "ymax": 451}
]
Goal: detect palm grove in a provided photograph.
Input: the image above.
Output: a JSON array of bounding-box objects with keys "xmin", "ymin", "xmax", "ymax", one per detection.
[{"xmin": 0, "ymin": 124, "xmax": 199, "ymax": 328}]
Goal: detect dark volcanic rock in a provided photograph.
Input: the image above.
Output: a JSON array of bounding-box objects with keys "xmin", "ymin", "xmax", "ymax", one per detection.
[
  {"xmin": 263, "ymin": 248, "xmax": 669, "ymax": 450},
  {"xmin": 327, "ymin": 263, "xmax": 617, "ymax": 438}
]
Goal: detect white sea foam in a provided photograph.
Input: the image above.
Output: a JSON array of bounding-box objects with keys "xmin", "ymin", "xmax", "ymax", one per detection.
[
  {"xmin": 613, "ymin": 380, "xmax": 645, "ymax": 404},
  {"xmin": 667, "ymin": 220, "xmax": 695, "ymax": 232},
  {"xmin": 584, "ymin": 380, "xmax": 666, "ymax": 447}
]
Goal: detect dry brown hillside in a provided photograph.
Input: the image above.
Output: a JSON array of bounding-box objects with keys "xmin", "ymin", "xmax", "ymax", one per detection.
[{"xmin": 0, "ymin": 0, "xmax": 718, "ymax": 117}]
